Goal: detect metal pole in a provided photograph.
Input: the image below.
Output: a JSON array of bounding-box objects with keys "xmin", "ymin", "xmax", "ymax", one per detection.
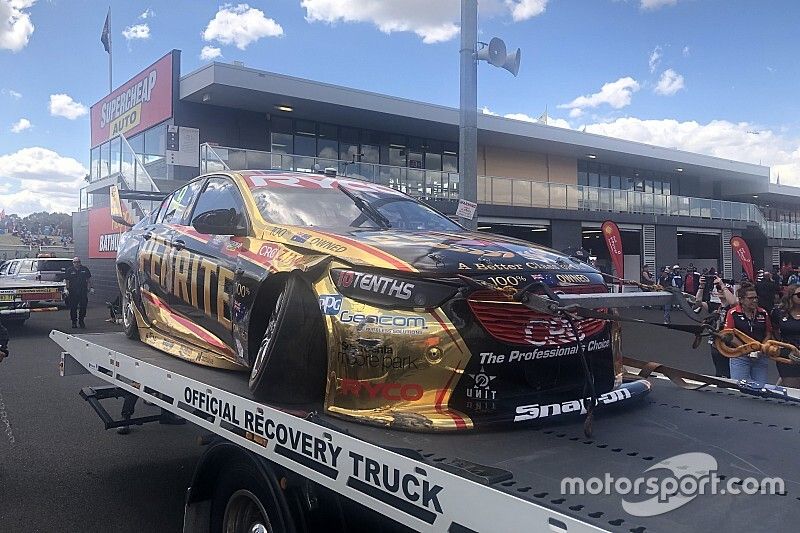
[
  {"xmin": 108, "ymin": 7, "xmax": 113, "ymax": 93},
  {"xmin": 459, "ymin": 0, "xmax": 478, "ymax": 230}
]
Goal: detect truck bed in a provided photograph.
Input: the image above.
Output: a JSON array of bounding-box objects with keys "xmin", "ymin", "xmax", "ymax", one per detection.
[{"xmin": 59, "ymin": 332, "xmax": 800, "ymax": 532}]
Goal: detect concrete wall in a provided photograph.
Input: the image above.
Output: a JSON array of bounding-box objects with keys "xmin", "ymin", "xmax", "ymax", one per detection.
[
  {"xmin": 550, "ymin": 220, "xmax": 583, "ymax": 253},
  {"xmin": 655, "ymin": 225, "xmax": 678, "ymax": 271}
]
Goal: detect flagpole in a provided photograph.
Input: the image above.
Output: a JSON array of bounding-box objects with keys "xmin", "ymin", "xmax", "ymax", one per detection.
[{"xmin": 108, "ymin": 7, "xmax": 112, "ymax": 93}]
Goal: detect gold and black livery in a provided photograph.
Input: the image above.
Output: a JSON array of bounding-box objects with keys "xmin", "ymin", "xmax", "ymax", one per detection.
[{"xmin": 116, "ymin": 170, "xmax": 649, "ymax": 431}]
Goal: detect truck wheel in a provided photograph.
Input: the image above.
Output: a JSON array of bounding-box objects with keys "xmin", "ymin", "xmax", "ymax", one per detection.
[
  {"xmin": 249, "ymin": 276, "xmax": 325, "ymax": 403},
  {"xmin": 210, "ymin": 463, "xmax": 275, "ymax": 533},
  {"xmin": 122, "ymin": 271, "xmax": 139, "ymax": 340}
]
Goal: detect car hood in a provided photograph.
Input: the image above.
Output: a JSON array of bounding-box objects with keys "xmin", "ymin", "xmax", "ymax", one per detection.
[{"xmin": 270, "ymin": 226, "xmax": 599, "ymax": 275}]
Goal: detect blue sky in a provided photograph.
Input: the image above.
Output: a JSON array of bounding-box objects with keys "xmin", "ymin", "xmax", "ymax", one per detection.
[{"xmin": 1, "ymin": 0, "xmax": 800, "ymax": 214}]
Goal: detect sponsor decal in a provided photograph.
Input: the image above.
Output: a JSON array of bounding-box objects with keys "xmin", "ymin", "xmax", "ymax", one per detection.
[
  {"xmin": 484, "ymin": 274, "xmax": 531, "ymax": 287},
  {"xmin": 91, "ymin": 52, "xmax": 173, "ymax": 146},
  {"xmin": 226, "ymin": 240, "xmax": 243, "ymax": 251},
  {"xmin": 235, "ymin": 282, "xmax": 250, "ymax": 298},
  {"xmin": 432, "ymin": 242, "xmax": 514, "ymax": 259},
  {"xmin": 466, "ymin": 366, "xmax": 496, "ymax": 401},
  {"xmin": 291, "ymin": 232, "xmax": 311, "ymax": 244},
  {"xmin": 478, "ymin": 340, "xmax": 610, "ymax": 364},
  {"xmin": 319, "ymin": 294, "xmax": 343, "ymax": 315},
  {"xmin": 338, "ymin": 342, "xmax": 419, "ymax": 370},
  {"xmin": 556, "ymin": 274, "xmax": 591, "ymax": 284},
  {"xmin": 138, "ymin": 238, "xmax": 234, "ymax": 329},
  {"xmin": 339, "ymin": 310, "xmax": 427, "ymax": 334},
  {"xmin": 257, "ymin": 244, "xmax": 279, "ymax": 258},
  {"xmin": 244, "ymin": 174, "xmax": 405, "ymax": 196},
  {"xmin": 339, "ymin": 378, "xmax": 424, "ymax": 402},
  {"xmin": 337, "ymin": 271, "xmax": 414, "ymax": 300},
  {"xmin": 513, "ymin": 387, "xmax": 632, "ymax": 422},
  {"xmin": 308, "ymin": 236, "xmax": 347, "ymax": 254}
]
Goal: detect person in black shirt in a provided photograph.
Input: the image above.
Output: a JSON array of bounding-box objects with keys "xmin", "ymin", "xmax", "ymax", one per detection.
[
  {"xmin": 755, "ymin": 272, "xmax": 779, "ymax": 312},
  {"xmin": 696, "ymin": 275, "xmax": 736, "ymax": 378},
  {"xmin": 725, "ymin": 283, "xmax": 772, "ymax": 385},
  {"xmin": 64, "ymin": 257, "xmax": 93, "ymax": 329},
  {"xmin": 0, "ymin": 322, "xmax": 8, "ymax": 363},
  {"xmin": 769, "ymin": 285, "xmax": 800, "ymax": 388}
]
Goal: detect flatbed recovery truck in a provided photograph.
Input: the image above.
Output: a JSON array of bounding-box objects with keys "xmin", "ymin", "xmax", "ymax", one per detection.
[
  {"xmin": 0, "ymin": 278, "xmax": 64, "ymax": 324},
  {"xmin": 51, "ymin": 329, "xmax": 800, "ymax": 533}
]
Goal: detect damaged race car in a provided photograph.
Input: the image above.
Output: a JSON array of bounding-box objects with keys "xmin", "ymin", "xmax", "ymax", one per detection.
[{"xmin": 116, "ymin": 170, "xmax": 650, "ymax": 431}]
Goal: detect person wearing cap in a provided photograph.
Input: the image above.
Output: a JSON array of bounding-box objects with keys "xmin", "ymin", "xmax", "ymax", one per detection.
[{"xmin": 64, "ymin": 257, "xmax": 94, "ymax": 328}]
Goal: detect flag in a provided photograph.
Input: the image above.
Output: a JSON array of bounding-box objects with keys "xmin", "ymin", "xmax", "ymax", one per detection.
[
  {"xmin": 601, "ymin": 220, "xmax": 624, "ymax": 279},
  {"xmin": 100, "ymin": 8, "xmax": 111, "ymax": 53},
  {"xmin": 731, "ymin": 236, "xmax": 754, "ymax": 282}
]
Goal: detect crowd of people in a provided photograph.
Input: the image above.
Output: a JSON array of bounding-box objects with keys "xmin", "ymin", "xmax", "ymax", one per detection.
[{"xmin": 640, "ymin": 262, "xmax": 800, "ymax": 388}]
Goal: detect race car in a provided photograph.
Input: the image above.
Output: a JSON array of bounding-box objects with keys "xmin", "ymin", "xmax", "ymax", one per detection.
[{"xmin": 116, "ymin": 170, "xmax": 649, "ymax": 431}]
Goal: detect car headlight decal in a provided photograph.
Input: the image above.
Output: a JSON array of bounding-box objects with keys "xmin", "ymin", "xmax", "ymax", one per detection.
[{"xmin": 331, "ymin": 269, "xmax": 456, "ymax": 309}]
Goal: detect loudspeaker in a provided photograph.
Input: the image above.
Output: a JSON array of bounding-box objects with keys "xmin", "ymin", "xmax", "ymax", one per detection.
[
  {"xmin": 476, "ymin": 37, "xmax": 506, "ymax": 68},
  {"xmin": 503, "ymin": 48, "xmax": 521, "ymax": 77}
]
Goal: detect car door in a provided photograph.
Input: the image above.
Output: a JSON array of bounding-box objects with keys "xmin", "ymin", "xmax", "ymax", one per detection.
[
  {"xmin": 178, "ymin": 176, "xmax": 250, "ymax": 357},
  {"xmin": 139, "ymin": 181, "xmax": 203, "ymax": 323}
]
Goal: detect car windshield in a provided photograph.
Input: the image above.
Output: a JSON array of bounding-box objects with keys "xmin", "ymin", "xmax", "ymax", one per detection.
[{"xmin": 250, "ymin": 180, "xmax": 462, "ymax": 231}]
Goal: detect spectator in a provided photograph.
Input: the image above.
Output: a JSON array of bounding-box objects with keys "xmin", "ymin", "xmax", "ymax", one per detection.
[
  {"xmin": 65, "ymin": 257, "xmax": 94, "ymax": 329},
  {"xmin": 696, "ymin": 275, "xmax": 736, "ymax": 377},
  {"xmin": 670, "ymin": 265, "xmax": 683, "ymax": 290},
  {"xmin": 769, "ymin": 285, "xmax": 800, "ymax": 388},
  {"xmin": 789, "ymin": 271, "xmax": 800, "ymax": 286},
  {"xmin": 684, "ymin": 266, "xmax": 699, "ymax": 295},
  {"xmin": 725, "ymin": 284, "xmax": 772, "ymax": 385},
  {"xmin": 755, "ymin": 271, "xmax": 779, "ymax": 312},
  {"xmin": 772, "ymin": 266, "xmax": 783, "ymax": 286},
  {"xmin": 658, "ymin": 267, "xmax": 674, "ymax": 324},
  {"xmin": 640, "ymin": 265, "xmax": 654, "ymax": 285}
]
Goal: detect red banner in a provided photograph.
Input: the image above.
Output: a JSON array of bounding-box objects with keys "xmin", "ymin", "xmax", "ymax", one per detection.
[
  {"xmin": 601, "ymin": 220, "xmax": 624, "ymax": 279},
  {"xmin": 731, "ymin": 236, "xmax": 754, "ymax": 282},
  {"xmin": 88, "ymin": 207, "xmax": 126, "ymax": 259}
]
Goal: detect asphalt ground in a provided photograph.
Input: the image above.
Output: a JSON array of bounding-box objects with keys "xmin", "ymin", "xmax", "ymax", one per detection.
[{"xmin": 0, "ymin": 303, "xmax": 782, "ymax": 532}]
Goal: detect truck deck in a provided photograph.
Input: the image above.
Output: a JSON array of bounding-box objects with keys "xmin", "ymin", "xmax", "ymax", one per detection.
[{"xmin": 53, "ymin": 331, "xmax": 800, "ymax": 532}]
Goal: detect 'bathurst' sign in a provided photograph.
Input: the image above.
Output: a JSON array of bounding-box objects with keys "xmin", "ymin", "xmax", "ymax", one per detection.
[{"xmin": 90, "ymin": 51, "xmax": 176, "ymax": 147}]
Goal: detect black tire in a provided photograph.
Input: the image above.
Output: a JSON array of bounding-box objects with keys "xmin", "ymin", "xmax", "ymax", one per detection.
[
  {"xmin": 209, "ymin": 462, "xmax": 276, "ymax": 533},
  {"xmin": 249, "ymin": 276, "xmax": 326, "ymax": 403},
  {"xmin": 122, "ymin": 271, "xmax": 139, "ymax": 340}
]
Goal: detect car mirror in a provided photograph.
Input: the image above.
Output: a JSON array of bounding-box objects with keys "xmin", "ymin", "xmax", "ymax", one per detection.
[{"xmin": 192, "ymin": 209, "xmax": 248, "ymax": 237}]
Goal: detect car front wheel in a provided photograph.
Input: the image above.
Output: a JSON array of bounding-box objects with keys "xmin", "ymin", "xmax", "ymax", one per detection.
[
  {"xmin": 248, "ymin": 276, "xmax": 325, "ymax": 403},
  {"xmin": 122, "ymin": 271, "xmax": 139, "ymax": 340}
]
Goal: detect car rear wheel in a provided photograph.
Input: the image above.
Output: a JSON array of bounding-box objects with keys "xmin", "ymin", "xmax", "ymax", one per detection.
[
  {"xmin": 122, "ymin": 271, "xmax": 139, "ymax": 340},
  {"xmin": 249, "ymin": 276, "xmax": 325, "ymax": 403}
]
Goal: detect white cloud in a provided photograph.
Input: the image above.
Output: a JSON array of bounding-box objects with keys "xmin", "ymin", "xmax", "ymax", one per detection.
[
  {"xmin": 505, "ymin": 0, "xmax": 548, "ymax": 22},
  {"xmin": 139, "ymin": 8, "xmax": 154, "ymax": 20},
  {"xmin": 0, "ymin": 0, "xmax": 35, "ymax": 52},
  {"xmin": 302, "ymin": 0, "xmax": 459, "ymax": 44},
  {"xmin": 682, "ymin": 45, "xmax": 690, "ymax": 57},
  {"xmin": 481, "ymin": 106, "xmax": 571, "ymax": 129},
  {"xmin": 558, "ymin": 76, "xmax": 640, "ymax": 115},
  {"xmin": 49, "ymin": 94, "xmax": 88, "ymax": 119},
  {"xmin": 0, "ymin": 147, "xmax": 87, "ymax": 214},
  {"xmin": 203, "ymin": 3, "xmax": 283, "ymax": 50},
  {"xmin": 640, "ymin": 0, "xmax": 678, "ymax": 9},
  {"xmin": 200, "ymin": 45, "xmax": 222, "ymax": 61},
  {"xmin": 2, "ymin": 87, "xmax": 21, "ymax": 98},
  {"xmin": 581, "ymin": 117, "xmax": 800, "ymax": 184},
  {"xmin": 648, "ymin": 45, "xmax": 662, "ymax": 73},
  {"xmin": 10, "ymin": 117, "xmax": 30, "ymax": 132},
  {"xmin": 122, "ymin": 23, "xmax": 150, "ymax": 40},
  {"xmin": 654, "ymin": 68, "xmax": 685, "ymax": 95}
]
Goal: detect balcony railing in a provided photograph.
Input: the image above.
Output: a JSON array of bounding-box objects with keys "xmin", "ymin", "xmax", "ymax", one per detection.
[{"xmin": 199, "ymin": 144, "xmax": 797, "ymax": 240}]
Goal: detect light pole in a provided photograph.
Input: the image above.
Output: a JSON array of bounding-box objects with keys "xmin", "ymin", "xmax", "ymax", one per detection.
[{"xmin": 458, "ymin": 0, "xmax": 521, "ymax": 230}]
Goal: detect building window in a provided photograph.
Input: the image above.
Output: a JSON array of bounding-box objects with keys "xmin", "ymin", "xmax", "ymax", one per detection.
[
  {"xmin": 109, "ymin": 136, "xmax": 122, "ymax": 176},
  {"xmin": 317, "ymin": 123, "xmax": 338, "ymax": 161},
  {"xmin": 339, "ymin": 127, "xmax": 360, "ymax": 162},
  {"xmin": 442, "ymin": 142, "xmax": 458, "ymax": 173},
  {"xmin": 90, "ymin": 146, "xmax": 100, "ymax": 181},
  {"xmin": 271, "ymin": 117, "xmax": 294, "ymax": 155},
  {"xmin": 360, "ymin": 130, "xmax": 380, "ymax": 164},
  {"xmin": 144, "ymin": 124, "xmax": 166, "ymax": 164},
  {"xmin": 100, "ymin": 141, "xmax": 110, "ymax": 179},
  {"xmin": 425, "ymin": 139, "xmax": 442, "ymax": 172},
  {"xmin": 128, "ymin": 133, "xmax": 144, "ymax": 156}
]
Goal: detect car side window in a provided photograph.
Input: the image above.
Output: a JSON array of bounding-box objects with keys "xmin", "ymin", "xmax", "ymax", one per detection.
[
  {"xmin": 190, "ymin": 178, "xmax": 248, "ymax": 229},
  {"xmin": 0, "ymin": 263, "xmax": 8, "ymax": 275},
  {"xmin": 19, "ymin": 260, "xmax": 34, "ymax": 273},
  {"xmin": 8, "ymin": 261, "xmax": 20, "ymax": 275},
  {"xmin": 160, "ymin": 180, "xmax": 203, "ymax": 225}
]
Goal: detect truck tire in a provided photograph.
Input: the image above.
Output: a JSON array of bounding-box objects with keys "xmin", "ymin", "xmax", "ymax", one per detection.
[
  {"xmin": 249, "ymin": 276, "xmax": 325, "ymax": 403},
  {"xmin": 210, "ymin": 462, "xmax": 276, "ymax": 533},
  {"xmin": 122, "ymin": 271, "xmax": 139, "ymax": 340}
]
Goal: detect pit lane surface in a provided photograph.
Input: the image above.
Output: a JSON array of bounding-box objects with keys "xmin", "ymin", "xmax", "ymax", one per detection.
[{"xmin": 0, "ymin": 307, "xmax": 789, "ymax": 532}]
